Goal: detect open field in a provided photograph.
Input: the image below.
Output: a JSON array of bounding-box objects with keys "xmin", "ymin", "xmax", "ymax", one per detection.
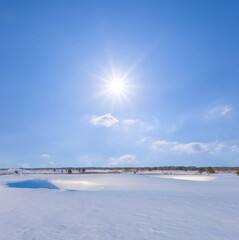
[{"xmin": 0, "ymin": 174, "xmax": 238, "ymax": 240}]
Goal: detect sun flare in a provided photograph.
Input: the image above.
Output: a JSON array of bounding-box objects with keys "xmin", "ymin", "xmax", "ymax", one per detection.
[
  {"xmin": 108, "ymin": 79, "xmax": 126, "ymax": 95},
  {"xmin": 95, "ymin": 65, "xmax": 136, "ymax": 105}
]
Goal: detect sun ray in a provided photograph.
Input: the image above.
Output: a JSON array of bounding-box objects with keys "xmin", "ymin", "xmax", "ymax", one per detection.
[{"xmin": 90, "ymin": 57, "xmax": 144, "ymax": 106}]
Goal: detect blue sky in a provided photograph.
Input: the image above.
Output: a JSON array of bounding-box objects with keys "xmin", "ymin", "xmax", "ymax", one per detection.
[{"xmin": 0, "ymin": 0, "xmax": 239, "ymax": 168}]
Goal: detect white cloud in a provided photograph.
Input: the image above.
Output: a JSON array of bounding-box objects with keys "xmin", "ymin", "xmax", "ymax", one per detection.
[
  {"xmin": 205, "ymin": 106, "xmax": 232, "ymax": 119},
  {"xmin": 49, "ymin": 161, "xmax": 55, "ymax": 166},
  {"xmin": 123, "ymin": 119, "xmax": 154, "ymax": 131},
  {"xmin": 214, "ymin": 142, "xmax": 226, "ymax": 152},
  {"xmin": 172, "ymin": 142, "xmax": 208, "ymax": 154},
  {"xmin": 137, "ymin": 137, "xmax": 154, "ymax": 145},
  {"xmin": 152, "ymin": 140, "xmax": 232, "ymax": 155},
  {"xmin": 91, "ymin": 114, "xmax": 119, "ymax": 127},
  {"xmin": 123, "ymin": 119, "xmax": 137, "ymax": 125},
  {"xmin": 41, "ymin": 154, "xmax": 51, "ymax": 159},
  {"xmin": 91, "ymin": 115, "xmax": 154, "ymax": 131},
  {"xmin": 152, "ymin": 140, "xmax": 178, "ymax": 151},
  {"xmin": 21, "ymin": 163, "xmax": 30, "ymax": 168},
  {"xmin": 109, "ymin": 154, "xmax": 136, "ymax": 166}
]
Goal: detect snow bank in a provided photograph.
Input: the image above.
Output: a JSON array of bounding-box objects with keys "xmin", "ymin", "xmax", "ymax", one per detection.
[{"xmin": 51, "ymin": 179, "xmax": 103, "ymax": 191}]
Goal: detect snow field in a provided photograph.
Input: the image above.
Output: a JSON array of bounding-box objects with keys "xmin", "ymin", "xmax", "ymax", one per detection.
[{"xmin": 0, "ymin": 174, "xmax": 238, "ymax": 240}]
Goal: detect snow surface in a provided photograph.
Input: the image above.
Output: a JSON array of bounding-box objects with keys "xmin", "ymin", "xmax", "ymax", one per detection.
[
  {"xmin": 0, "ymin": 174, "xmax": 238, "ymax": 240},
  {"xmin": 158, "ymin": 175, "xmax": 216, "ymax": 181}
]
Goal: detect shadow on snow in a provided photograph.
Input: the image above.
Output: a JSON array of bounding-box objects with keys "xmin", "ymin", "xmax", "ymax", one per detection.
[{"xmin": 7, "ymin": 179, "xmax": 59, "ymax": 189}]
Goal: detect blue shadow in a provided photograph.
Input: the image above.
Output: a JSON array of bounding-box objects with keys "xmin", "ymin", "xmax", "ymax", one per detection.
[{"xmin": 7, "ymin": 179, "xmax": 59, "ymax": 189}]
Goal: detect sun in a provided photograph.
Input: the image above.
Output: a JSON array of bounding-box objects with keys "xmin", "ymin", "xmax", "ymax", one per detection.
[
  {"xmin": 103, "ymin": 74, "xmax": 131, "ymax": 104},
  {"xmin": 94, "ymin": 65, "xmax": 136, "ymax": 105},
  {"xmin": 107, "ymin": 78, "xmax": 126, "ymax": 95}
]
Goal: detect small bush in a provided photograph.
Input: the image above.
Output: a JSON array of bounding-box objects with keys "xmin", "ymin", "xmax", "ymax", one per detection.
[
  {"xmin": 67, "ymin": 169, "xmax": 72, "ymax": 174},
  {"xmin": 236, "ymin": 170, "xmax": 239, "ymax": 175},
  {"xmin": 207, "ymin": 167, "xmax": 215, "ymax": 174},
  {"xmin": 198, "ymin": 167, "xmax": 206, "ymax": 174},
  {"xmin": 14, "ymin": 170, "xmax": 18, "ymax": 174}
]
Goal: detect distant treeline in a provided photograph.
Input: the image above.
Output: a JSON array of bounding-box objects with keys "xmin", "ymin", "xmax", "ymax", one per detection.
[
  {"xmin": 110, "ymin": 166, "xmax": 239, "ymax": 171},
  {"xmin": 6, "ymin": 166, "xmax": 239, "ymax": 171}
]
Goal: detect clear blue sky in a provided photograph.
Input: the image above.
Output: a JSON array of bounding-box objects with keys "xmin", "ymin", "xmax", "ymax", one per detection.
[{"xmin": 0, "ymin": 0, "xmax": 239, "ymax": 168}]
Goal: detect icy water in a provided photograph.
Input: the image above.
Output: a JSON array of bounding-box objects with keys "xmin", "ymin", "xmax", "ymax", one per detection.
[{"xmin": 7, "ymin": 179, "xmax": 59, "ymax": 189}]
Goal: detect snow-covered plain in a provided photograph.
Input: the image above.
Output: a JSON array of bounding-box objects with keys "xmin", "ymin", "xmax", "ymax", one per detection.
[{"xmin": 0, "ymin": 174, "xmax": 238, "ymax": 240}]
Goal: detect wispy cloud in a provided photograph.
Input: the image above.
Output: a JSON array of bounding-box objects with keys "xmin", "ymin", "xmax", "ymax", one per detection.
[
  {"xmin": 205, "ymin": 105, "xmax": 232, "ymax": 119},
  {"xmin": 152, "ymin": 140, "xmax": 236, "ymax": 155},
  {"xmin": 138, "ymin": 137, "xmax": 147, "ymax": 144},
  {"xmin": 91, "ymin": 114, "xmax": 119, "ymax": 127},
  {"xmin": 49, "ymin": 161, "xmax": 55, "ymax": 166},
  {"xmin": 91, "ymin": 115, "xmax": 154, "ymax": 131},
  {"xmin": 109, "ymin": 154, "xmax": 136, "ymax": 166},
  {"xmin": 123, "ymin": 119, "xmax": 154, "ymax": 131},
  {"xmin": 41, "ymin": 154, "xmax": 51, "ymax": 159},
  {"xmin": 152, "ymin": 140, "xmax": 179, "ymax": 152},
  {"xmin": 123, "ymin": 119, "xmax": 137, "ymax": 125},
  {"xmin": 172, "ymin": 142, "xmax": 209, "ymax": 154}
]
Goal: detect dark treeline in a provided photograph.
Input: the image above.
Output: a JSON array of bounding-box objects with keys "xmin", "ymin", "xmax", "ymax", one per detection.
[
  {"xmin": 10, "ymin": 166, "xmax": 239, "ymax": 171},
  {"xmin": 114, "ymin": 166, "xmax": 239, "ymax": 171}
]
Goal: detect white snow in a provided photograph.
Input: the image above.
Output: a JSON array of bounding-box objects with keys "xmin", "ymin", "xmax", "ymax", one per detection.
[
  {"xmin": 0, "ymin": 174, "xmax": 238, "ymax": 240},
  {"xmin": 51, "ymin": 179, "xmax": 103, "ymax": 191},
  {"xmin": 158, "ymin": 175, "xmax": 216, "ymax": 181}
]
